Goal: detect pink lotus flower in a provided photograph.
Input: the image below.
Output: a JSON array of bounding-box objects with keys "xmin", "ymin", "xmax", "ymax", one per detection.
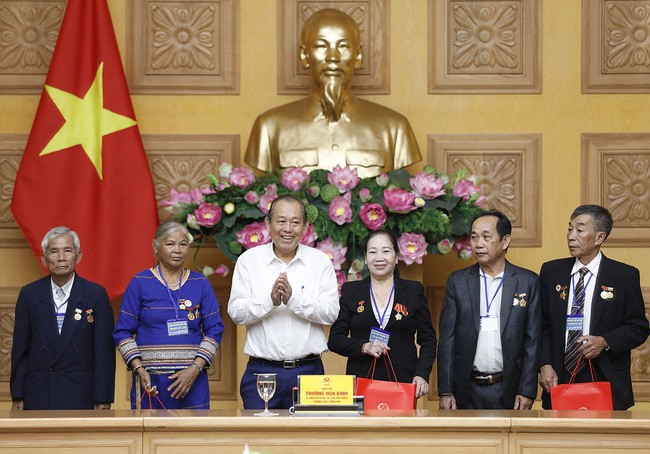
[
  {"xmin": 335, "ymin": 270, "xmax": 347, "ymax": 297},
  {"xmin": 216, "ymin": 183, "xmax": 228, "ymax": 191},
  {"xmin": 228, "ymin": 166, "xmax": 255, "ymax": 188},
  {"xmin": 397, "ymin": 232, "xmax": 428, "ymax": 265},
  {"xmin": 409, "ymin": 171, "xmax": 446, "ymax": 199},
  {"xmin": 281, "ymin": 167, "xmax": 310, "ymax": 191},
  {"xmin": 328, "ymin": 165, "xmax": 360, "ymax": 193},
  {"xmin": 160, "ymin": 187, "xmax": 208, "ymax": 211},
  {"xmin": 453, "ymin": 234, "xmax": 473, "ymax": 260},
  {"xmin": 194, "ymin": 202, "xmax": 222, "ymax": 227},
  {"xmin": 236, "ymin": 222, "xmax": 271, "ymax": 249},
  {"xmin": 376, "ymin": 173, "xmax": 389, "ymax": 187},
  {"xmin": 347, "ymin": 270, "xmax": 362, "ymax": 282},
  {"xmin": 359, "ymin": 187, "xmax": 372, "ymax": 202},
  {"xmin": 453, "ymin": 178, "xmax": 486, "ymax": 206},
  {"xmin": 214, "ymin": 264, "xmax": 230, "ymax": 276},
  {"xmin": 328, "ymin": 194, "xmax": 353, "ymax": 225},
  {"xmin": 244, "ymin": 191, "xmax": 259, "ymax": 204},
  {"xmin": 437, "ymin": 238, "xmax": 453, "ymax": 255},
  {"xmin": 300, "ymin": 224, "xmax": 317, "ymax": 247},
  {"xmin": 383, "ymin": 188, "xmax": 417, "ymax": 213},
  {"xmin": 359, "ymin": 203, "xmax": 387, "ymax": 230},
  {"xmin": 316, "ymin": 237, "xmax": 348, "ymax": 270},
  {"xmin": 258, "ymin": 184, "xmax": 278, "ymax": 214}
]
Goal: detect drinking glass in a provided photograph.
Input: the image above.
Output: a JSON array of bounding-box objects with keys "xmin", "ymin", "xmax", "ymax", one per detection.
[{"xmin": 254, "ymin": 373, "xmax": 278, "ymax": 416}]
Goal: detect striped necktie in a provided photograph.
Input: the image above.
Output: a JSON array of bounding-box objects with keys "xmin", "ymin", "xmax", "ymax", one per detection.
[{"xmin": 564, "ymin": 267, "xmax": 589, "ymax": 373}]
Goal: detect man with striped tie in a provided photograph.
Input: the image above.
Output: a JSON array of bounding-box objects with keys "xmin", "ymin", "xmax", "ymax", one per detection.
[{"xmin": 538, "ymin": 205, "xmax": 649, "ymax": 410}]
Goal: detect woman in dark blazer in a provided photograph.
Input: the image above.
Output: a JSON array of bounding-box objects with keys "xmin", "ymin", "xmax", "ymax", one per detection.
[{"xmin": 328, "ymin": 230, "xmax": 437, "ymax": 398}]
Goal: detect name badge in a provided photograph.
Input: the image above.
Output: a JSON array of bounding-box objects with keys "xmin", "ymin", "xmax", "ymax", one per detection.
[
  {"xmin": 167, "ymin": 319, "xmax": 189, "ymax": 336},
  {"xmin": 479, "ymin": 315, "xmax": 499, "ymax": 332},
  {"xmin": 369, "ymin": 327, "xmax": 390, "ymax": 344},
  {"xmin": 566, "ymin": 315, "xmax": 584, "ymax": 331}
]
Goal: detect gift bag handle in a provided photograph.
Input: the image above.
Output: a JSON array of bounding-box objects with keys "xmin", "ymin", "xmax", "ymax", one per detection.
[
  {"xmin": 568, "ymin": 355, "xmax": 598, "ymax": 384},
  {"xmin": 365, "ymin": 353, "xmax": 402, "ymax": 388}
]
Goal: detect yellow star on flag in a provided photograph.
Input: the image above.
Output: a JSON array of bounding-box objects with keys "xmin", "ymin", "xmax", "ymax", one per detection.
[{"xmin": 39, "ymin": 62, "xmax": 136, "ymax": 179}]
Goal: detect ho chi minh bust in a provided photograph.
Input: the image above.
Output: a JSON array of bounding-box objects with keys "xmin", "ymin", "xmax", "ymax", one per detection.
[{"xmin": 244, "ymin": 9, "xmax": 421, "ymax": 178}]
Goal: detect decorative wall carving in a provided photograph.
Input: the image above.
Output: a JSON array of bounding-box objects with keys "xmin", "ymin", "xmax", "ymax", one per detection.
[
  {"xmin": 278, "ymin": 0, "xmax": 389, "ymax": 94},
  {"xmin": 429, "ymin": 133, "xmax": 542, "ymax": 246},
  {"xmin": 583, "ymin": 1, "xmax": 650, "ymax": 93},
  {"xmin": 426, "ymin": 285, "xmax": 444, "ymax": 400},
  {"xmin": 0, "ymin": 287, "xmax": 20, "ymax": 400},
  {"xmin": 0, "ymin": 0, "xmax": 64, "ymax": 94},
  {"xmin": 429, "ymin": 0, "xmax": 541, "ymax": 93},
  {"xmin": 582, "ymin": 133, "xmax": 650, "ymax": 245},
  {"xmin": 143, "ymin": 134, "xmax": 240, "ymax": 223},
  {"xmin": 127, "ymin": 0, "xmax": 240, "ymax": 94},
  {"xmin": 0, "ymin": 135, "xmax": 27, "ymax": 247}
]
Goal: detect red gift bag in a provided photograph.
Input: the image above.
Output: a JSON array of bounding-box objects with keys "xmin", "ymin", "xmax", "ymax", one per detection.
[
  {"xmin": 550, "ymin": 356, "xmax": 613, "ymax": 410},
  {"xmin": 355, "ymin": 354, "xmax": 416, "ymax": 411}
]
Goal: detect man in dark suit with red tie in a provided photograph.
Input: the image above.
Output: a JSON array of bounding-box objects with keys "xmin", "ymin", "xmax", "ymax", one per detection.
[
  {"xmin": 10, "ymin": 226, "xmax": 115, "ymax": 410},
  {"xmin": 539, "ymin": 205, "xmax": 649, "ymax": 410}
]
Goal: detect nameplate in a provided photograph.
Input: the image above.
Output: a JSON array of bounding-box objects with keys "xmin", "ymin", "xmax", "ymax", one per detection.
[{"xmin": 298, "ymin": 375, "xmax": 354, "ymax": 405}]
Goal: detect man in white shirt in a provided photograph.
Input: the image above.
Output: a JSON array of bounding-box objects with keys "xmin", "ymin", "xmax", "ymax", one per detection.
[
  {"xmin": 228, "ymin": 195, "xmax": 339, "ymax": 409},
  {"xmin": 538, "ymin": 205, "xmax": 649, "ymax": 410},
  {"xmin": 437, "ymin": 210, "xmax": 541, "ymax": 409}
]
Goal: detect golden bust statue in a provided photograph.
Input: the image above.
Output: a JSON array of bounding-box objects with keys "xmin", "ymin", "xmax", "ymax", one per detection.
[{"xmin": 245, "ymin": 9, "xmax": 421, "ymax": 178}]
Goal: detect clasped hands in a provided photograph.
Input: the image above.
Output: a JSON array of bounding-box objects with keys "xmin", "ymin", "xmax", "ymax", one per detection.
[
  {"xmin": 271, "ymin": 272, "xmax": 292, "ymax": 306},
  {"xmin": 133, "ymin": 360, "xmax": 204, "ymax": 400}
]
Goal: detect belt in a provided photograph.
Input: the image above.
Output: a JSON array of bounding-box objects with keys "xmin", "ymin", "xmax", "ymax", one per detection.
[
  {"xmin": 470, "ymin": 370, "xmax": 503, "ymax": 386},
  {"xmin": 249, "ymin": 354, "xmax": 322, "ymax": 369}
]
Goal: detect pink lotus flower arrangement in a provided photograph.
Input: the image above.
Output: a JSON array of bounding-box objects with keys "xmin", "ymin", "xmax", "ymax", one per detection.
[{"xmin": 161, "ymin": 164, "xmax": 484, "ymax": 283}]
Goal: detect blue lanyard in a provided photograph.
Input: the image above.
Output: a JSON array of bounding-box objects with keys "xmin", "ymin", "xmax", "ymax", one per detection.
[
  {"xmin": 370, "ymin": 283, "xmax": 395, "ymax": 329},
  {"xmin": 54, "ymin": 297, "xmax": 69, "ymax": 313},
  {"xmin": 482, "ymin": 273, "xmax": 504, "ymax": 315},
  {"xmin": 158, "ymin": 265, "xmax": 183, "ymax": 319},
  {"xmin": 571, "ymin": 270, "xmax": 593, "ymax": 310}
]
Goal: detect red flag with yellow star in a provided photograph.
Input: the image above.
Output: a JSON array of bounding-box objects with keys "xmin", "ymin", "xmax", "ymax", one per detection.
[{"xmin": 12, "ymin": 0, "xmax": 158, "ymax": 299}]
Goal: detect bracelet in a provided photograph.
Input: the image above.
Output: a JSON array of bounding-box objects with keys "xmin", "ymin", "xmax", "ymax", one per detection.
[
  {"xmin": 361, "ymin": 343, "xmax": 366, "ymax": 356},
  {"xmin": 132, "ymin": 364, "xmax": 145, "ymax": 375},
  {"xmin": 191, "ymin": 362, "xmax": 203, "ymax": 372}
]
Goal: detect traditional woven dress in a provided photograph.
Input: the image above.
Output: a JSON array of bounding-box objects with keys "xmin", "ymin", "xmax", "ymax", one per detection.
[{"xmin": 114, "ymin": 268, "xmax": 224, "ymax": 409}]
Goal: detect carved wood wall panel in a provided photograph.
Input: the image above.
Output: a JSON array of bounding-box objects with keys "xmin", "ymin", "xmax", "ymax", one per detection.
[
  {"xmin": 583, "ymin": 0, "xmax": 650, "ymax": 93},
  {"xmin": 0, "ymin": 135, "xmax": 28, "ymax": 247},
  {"xmin": 0, "ymin": 0, "xmax": 64, "ymax": 94},
  {"xmin": 426, "ymin": 285, "xmax": 444, "ymax": 401},
  {"xmin": 429, "ymin": 0, "xmax": 542, "ymax": 93},
  {"xmin": 582, "ymin": 133, "xmax": 650, "ymax": 245},
  {"xmin": 278, "ymin": 0, "xmax": 389, "ymax": 94},
  {"xmin": 143, "ymin": 134, "xmax": 240, "ymax": 223},
  {"xmin": 429, "ymin": 133, "xmax": 542, "ymax": 246},
  {"xmin": 0, "ymin": 287, "xmax": 19, "ymax": 401},
  {"xmin": 127, "ymin": 0, "xmax": 240, "ymax": 94}
]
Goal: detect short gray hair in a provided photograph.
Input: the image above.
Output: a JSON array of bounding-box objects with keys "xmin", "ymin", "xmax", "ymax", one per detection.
[
  {"xmin": 41, "ymin": 226, "xmax": 80, "ymax": 254},
  {"xmin": 152, "ymin": 221, "xmax": 193, "ymax": 251}
]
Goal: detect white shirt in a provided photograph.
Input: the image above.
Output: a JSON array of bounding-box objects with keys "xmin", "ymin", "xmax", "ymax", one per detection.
[
  {"xmin": 51, "ymin": 274, "xmax": 75, "ymax": 313},
  {"xmin": 473, "ymin": 270, "xmax": 504, "ymax": 373},
  {"xmin": 565, "ymin": 252, "xmax": 602, "ymax": 342},
  {"xmin": 228, "ymin": 243, "xmax": 339, "ymax": 360}
]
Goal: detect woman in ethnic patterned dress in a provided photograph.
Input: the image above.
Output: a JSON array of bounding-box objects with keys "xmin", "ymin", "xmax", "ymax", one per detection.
[{"xmin": 114, "ymin": 221, "xmax": 224, "ymax": 409}]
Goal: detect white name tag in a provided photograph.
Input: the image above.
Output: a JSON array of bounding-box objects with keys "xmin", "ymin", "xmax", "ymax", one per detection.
[
  {"xmin": 566, "ymin": 315, "xmax": 584, "ymax": 331},
  {"xmin": 479, "ymin": 315, "xmax": 499, "ymax": 332},
  {"xmin": 167, "ymin": 319, "xmax": 189, "ymax": 336}
]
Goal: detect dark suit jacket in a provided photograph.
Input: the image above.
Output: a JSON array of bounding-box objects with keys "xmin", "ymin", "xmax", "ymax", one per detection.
[
  {"xmin": 437, "ymin": 261, "xmax": 541, "ymax": 409},
  {"xmin": 10, "ymin": 274, "xmax": 116, "ymax": 409},
  {"xmin": 539, "ymin": 255, "xmax": 649, "ymax": 410},
  {"xmin": 327, "ymin": 276, "xmax": 437, "ymax": 383}
]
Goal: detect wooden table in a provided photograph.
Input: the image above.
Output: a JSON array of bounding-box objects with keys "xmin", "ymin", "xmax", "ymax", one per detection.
[{"xmin": 0, "ymin": 409, "xmax": 648, "ymax": 453}]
